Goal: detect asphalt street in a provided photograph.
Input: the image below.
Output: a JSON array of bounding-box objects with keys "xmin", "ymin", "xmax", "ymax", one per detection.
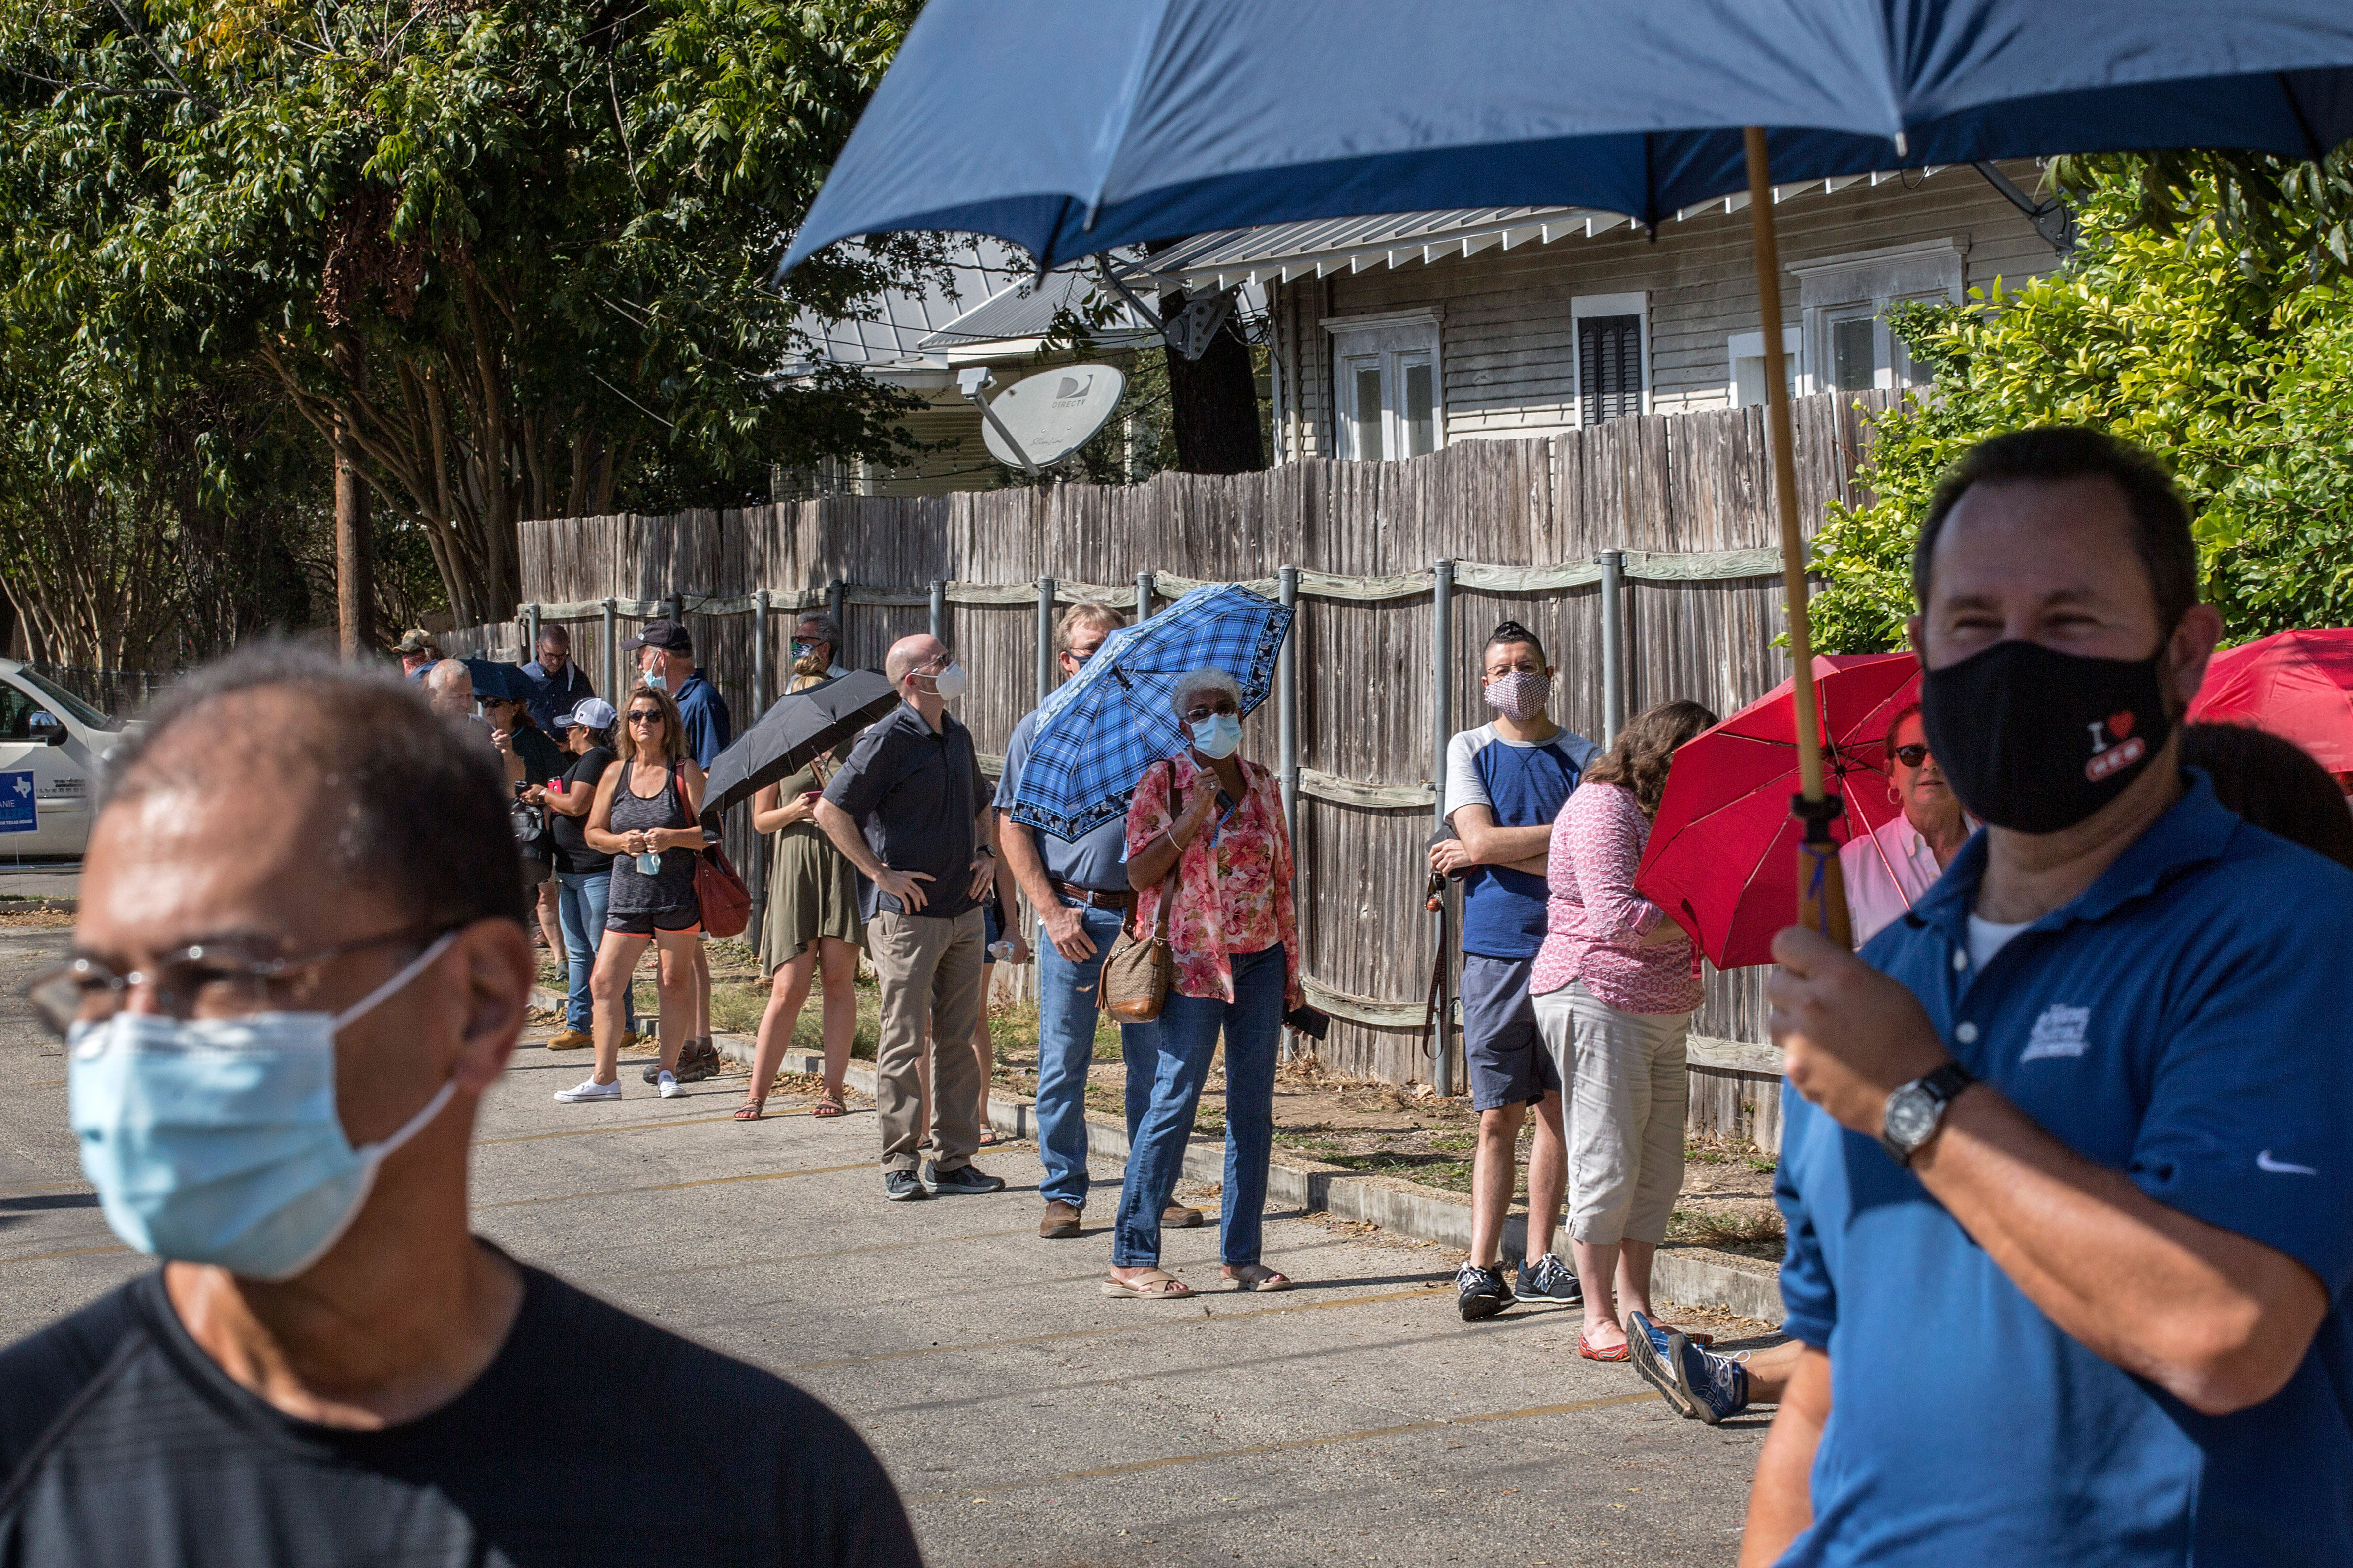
[{"xmin": 0, "ymin": 922, "xmax": 1774, "ymax": 1566}]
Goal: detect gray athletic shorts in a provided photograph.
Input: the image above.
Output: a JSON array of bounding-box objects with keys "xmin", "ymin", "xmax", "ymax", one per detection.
[{"xmin": 1460, "ymin": 953, "xmax": 1560, "ymax": 1111}]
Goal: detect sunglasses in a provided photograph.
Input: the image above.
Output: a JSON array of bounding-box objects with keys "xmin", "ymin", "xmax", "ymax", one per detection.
[
  {"xmin": 1893, "ymin": 743, "xmax": 1930, "ymax": 767},
  {"xmin": 628, "ymin": 711, "xmax": 665, "ymax": 726}
]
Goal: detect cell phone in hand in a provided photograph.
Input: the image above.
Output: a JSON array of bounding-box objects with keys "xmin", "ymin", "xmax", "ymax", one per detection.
[{"xmin": 1282, "ymin": 1004, "xmax": 1330, "ymax": 1040}]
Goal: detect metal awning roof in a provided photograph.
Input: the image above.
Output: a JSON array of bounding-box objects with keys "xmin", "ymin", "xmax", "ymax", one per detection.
[
  {"xmin": 915, "ymin": 266, "xmax": 1154, "ymax": 356},
  {"xmin": 1129, "ymin": 171, "xmax": 1942, "ymax": 291}
]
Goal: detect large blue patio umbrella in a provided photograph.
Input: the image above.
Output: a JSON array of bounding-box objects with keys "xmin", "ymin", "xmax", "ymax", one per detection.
[{"xmin": 783, "ymin": 0, "xmax": 2353, "ymax": 943}]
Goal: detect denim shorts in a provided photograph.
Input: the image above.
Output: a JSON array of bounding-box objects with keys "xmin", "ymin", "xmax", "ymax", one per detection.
[{"xmin": 1460, "ymin": 952, "xmax": 1559, "ymax": 1111}]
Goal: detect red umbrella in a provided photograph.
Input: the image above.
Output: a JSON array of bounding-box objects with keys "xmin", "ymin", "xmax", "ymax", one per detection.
[
  {"xmin": 1635, "ymin": 653, "xmax": 1920, "ymax": 970},
  {"xmin": 2188, "ymin": 629, "xmax": 2353, "ymax": 775}
]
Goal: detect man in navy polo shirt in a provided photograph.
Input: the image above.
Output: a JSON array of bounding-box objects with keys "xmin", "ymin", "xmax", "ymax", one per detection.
[
  {"xmin": 1744, "ymin": 429, "xmax": 2353, "ymax": 1568},
  {"xmin": 1432, "ymin": 620, "xmax": 1600, "ymax": 1321}
]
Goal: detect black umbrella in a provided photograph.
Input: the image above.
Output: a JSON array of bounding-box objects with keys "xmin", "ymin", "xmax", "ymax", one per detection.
[
  {"xmin": 698, "ymin": 670, "xmax": 899, "ymax": 830},
  {"xmin": 459, "ymin": 657, "xmax": 534, "ymax": 702}
]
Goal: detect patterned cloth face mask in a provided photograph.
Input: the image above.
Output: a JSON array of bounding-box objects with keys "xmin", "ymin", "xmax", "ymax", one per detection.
[{"xmin": 1482, "ymin": 670, "xmax": 1550, "ymax": 723}]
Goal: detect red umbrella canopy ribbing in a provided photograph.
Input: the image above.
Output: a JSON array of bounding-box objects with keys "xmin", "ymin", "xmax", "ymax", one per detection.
[
  {"xmin": 1636, "ymin": 653, "xmax": 1920, "ymax": 970},
  {"xmin": 2187, "ymin": 628, "xmax": 2353, "ymax": 776}
]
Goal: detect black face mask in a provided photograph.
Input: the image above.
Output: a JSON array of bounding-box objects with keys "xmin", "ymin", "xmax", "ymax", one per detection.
[{"xmin": 1918, "ymin": 639, "xmax": 2174, "ymax": 835}]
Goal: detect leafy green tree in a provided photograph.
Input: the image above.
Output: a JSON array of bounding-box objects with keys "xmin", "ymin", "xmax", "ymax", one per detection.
[
  {"xmin": 0, "ymin": 0, "xmax": 939, "ymax": 630},
  {"xmin": 1811, "ymin": 152, "xmax": 2353, "ymax": 653}
]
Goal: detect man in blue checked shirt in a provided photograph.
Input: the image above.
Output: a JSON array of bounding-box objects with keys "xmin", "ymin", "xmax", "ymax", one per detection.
[{"xmin": 1735, "ymin": 429, "xmax": 2353, "ymax": 1568}]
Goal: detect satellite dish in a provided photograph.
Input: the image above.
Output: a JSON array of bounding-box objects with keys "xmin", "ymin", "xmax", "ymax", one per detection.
[{"xmin": 973, "ymin": 364, "xmax": 1126, "ymax": 472}]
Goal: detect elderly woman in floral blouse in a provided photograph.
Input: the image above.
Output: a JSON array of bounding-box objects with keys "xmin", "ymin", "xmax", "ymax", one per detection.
[
  {"xmin": 1104, "ymin": 667, "xmax": 1302, "ymax": 1300},
  {"xmin": 1530, "ymin": 698, "xmax": 1717, "ymax": 1360}
]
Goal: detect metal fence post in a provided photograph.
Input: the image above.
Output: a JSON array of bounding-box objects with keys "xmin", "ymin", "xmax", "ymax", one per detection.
[
  {"xmin": 669, "ymin": 592, "xmax": 684, "ymax": 627},
  {"xmin": 1035, "ymin": 578, "xmax": 1056, "ymax": 706},
  {"xmin": 1135, "ymin": 571, "xmax": 1155, "ymax": 621},
  {"xmin": 1432, "ymin": 559, "xmax": 1456, "ymax": 1099},
  {"xmin": 828, "ymin": 579, "xmax": 848, "ymax": 665},
  {"xmin": 1276, "ymin": 565, "xmax": 1300, "ymax": 851},
  {"xmin": 1599, "ymin": 548, "xmax": 1627, "ymax": 743},
  {"xmin": 524, "ymin": 603, "xmax": 540, "ymax": 665},
  {"xmin": 929, "ymin": 580, "xmax": 946, "ymax": 643},
  {"xmin": 601, "ymin": 598, "xmax": 617, "ymax": 697}
]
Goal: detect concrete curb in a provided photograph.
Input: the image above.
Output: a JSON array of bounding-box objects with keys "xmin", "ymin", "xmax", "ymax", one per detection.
[
  {"xmin": 0, "ymin": 897, "xmax": 76, "ymax": 914},
  {"xmin": 708, "ymin": 1029, "xmax": 1782, "ymax": 1324}
]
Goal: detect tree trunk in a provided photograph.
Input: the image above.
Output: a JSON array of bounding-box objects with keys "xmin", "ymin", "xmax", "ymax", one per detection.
[
  {"xmin": 333, "ymin": 339, "xmax": 374, "ymax": 659},
  {"xmin": 1158, "ymin": 289, "xmax": 1264, "ymax": 476}
]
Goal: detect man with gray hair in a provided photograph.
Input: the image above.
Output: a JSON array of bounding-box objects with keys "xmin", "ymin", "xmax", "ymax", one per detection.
[
  {"xmin": 792, "ymin": 611, "xmax": 850, "ymax": 684},
  {"xmin": 817, "ymin": 633, "xmax": 1003, "ymax": 1202},
  {"xmin": 998, "ymin": 601, "xmax": 1197, "ymax": 1239},
  {"xmin": 0, "ymin": 644, "xmax": 918, "ymax": 1566}
]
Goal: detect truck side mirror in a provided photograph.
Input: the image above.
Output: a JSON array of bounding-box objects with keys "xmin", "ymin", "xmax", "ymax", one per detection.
[{"xmin": 28, "ymin": 712, "xmax": 66, "ymax": 746}]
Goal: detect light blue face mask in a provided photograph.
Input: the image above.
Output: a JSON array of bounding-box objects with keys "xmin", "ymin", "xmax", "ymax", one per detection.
[
  {"xmin": 67, "ymin": 931, "xmax": 461, "ymax": 1283},
  {"xmin": 1191, "ymin": 712, "xmax": 1242, "ymax": 760},
  {"xmin": 642, "ymin": 666, "xmax": 668, "ymax": 692}
]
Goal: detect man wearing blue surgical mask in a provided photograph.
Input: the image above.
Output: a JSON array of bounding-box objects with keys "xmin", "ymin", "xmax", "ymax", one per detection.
[{"xmin": 0, "ymin": 644, "xmax": 917, "ymax": 1568}]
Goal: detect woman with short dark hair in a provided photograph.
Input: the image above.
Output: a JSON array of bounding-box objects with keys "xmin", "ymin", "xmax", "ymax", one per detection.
[{"xmin": 1530, "ymin": 698, "xmax": 1717, "ymax": 1360}]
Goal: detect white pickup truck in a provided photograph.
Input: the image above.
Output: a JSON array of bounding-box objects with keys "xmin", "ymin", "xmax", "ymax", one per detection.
[{"xmin": 0, "ymin": 658, "xmax": 133, "ymax": 858}]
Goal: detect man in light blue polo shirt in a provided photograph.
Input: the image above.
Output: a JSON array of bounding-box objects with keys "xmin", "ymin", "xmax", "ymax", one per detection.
[
  {"xmin": 997, "ymin": 603, "xmax": 1185, "ymax": 1241},
  {"xmin": 1744, "ymin": 429, "xmax": 2353, "ymax": 1568}
]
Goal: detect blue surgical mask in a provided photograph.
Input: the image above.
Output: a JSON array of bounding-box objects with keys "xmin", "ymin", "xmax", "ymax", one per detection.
[
  {"xmin": 642, "ymin": 667, "xmax": 667, "ymax": 692},
  {"xmin": 1191, "ymin": 712, "xmax": 1242, "ymax": 760},
  {"xmin": 68, "ymin": 931, "xmax": 461, "ymax": 1283}
]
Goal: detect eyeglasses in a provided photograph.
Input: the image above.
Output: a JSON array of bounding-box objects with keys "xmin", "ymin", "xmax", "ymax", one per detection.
[
  {"xmin": 1182, "ymin": 701, "xmax": 1240, "ymax": 723},
  {"xmin": 25, "ymin": 923, "xmax": 455, "ymax": 1038},
  {"xmin": 628, "ymin": 711, "xmax": 664, "ymax": 726},
  {"xmin": 1893, "ymin": 743, "xmax": 1931, "ymax": 767}
]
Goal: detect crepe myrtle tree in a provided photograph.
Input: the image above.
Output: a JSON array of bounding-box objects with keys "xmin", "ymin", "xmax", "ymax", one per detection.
[{"xmin": 0, "ymin": 0, "xmax": 943, "ymax": 631}]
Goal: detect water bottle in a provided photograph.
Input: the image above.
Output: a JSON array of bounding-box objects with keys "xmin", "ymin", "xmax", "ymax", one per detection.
[{"xmin": 989, "ymin": 940, "xmax": 1015, "ymax": 962}]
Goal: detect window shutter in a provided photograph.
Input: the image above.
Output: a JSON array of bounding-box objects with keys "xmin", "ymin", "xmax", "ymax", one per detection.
[{"xmin": 1578, "ymin": 314, "xmax": 1643, "ymax": 425}]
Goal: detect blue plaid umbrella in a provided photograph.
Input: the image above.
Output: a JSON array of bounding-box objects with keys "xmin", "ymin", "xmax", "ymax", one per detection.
[{"xmin": 1006, "ymin": 584, "xmax": 1293, "ymax": 839}]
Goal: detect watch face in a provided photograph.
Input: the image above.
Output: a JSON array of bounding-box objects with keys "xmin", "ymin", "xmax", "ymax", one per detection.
[{"xmin": 1885, "ymin": 1085, "xmax": 1939, "ymax": 1149}]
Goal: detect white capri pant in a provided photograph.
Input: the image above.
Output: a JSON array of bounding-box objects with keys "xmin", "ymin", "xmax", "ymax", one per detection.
[{"xmin": 1533, "ymin": 980, "xmax": 1692, "ymax": 1248}]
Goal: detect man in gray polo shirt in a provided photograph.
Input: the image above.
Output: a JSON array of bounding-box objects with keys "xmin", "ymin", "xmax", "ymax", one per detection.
[{"xmin": 816, "ymin": 633, "xmax": 1004, "ymax": 1203}]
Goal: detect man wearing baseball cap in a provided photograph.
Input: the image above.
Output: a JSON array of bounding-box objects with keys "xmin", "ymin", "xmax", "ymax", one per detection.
[
  {"xmin": 395, "ymin": 629, "xmax": 440, "ymax": 682},
  {"xmin": 530, "ymin": 696, "xmax": 638, "ymax": 1052},
  {"xmin": 620, "ymin": 620, "xmax": 731, "ymax": 1081}
]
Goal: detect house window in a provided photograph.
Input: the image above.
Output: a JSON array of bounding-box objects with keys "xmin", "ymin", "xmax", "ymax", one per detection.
[
  {"xmin": 1728, "ymin": 327, "xmax": 1802, "ymax": 407},
  {"xmin": 1570, "ymin": 292, "xmax": 1647, "ymax": 425},
  {"xmin": 1325, "ymin": 311, "xmax": 1442, "ymax": 461},
  {"xmin": 1789, "ymin": 239, "xmax": 1964, "ymax": 395}
]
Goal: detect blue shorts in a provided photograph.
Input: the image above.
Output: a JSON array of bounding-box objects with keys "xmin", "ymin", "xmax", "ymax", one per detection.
[{"xmin": 1460, "ymin": 953, "xmax": 1559, "ymax": 1111}]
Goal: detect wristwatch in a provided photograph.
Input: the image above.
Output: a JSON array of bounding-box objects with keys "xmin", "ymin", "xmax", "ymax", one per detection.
[{"xmin": 1879, "ymin": 1063, "xmax": 1976, "ymax": 1167}]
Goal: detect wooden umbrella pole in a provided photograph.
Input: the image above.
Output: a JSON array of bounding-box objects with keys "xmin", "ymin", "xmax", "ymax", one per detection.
[{"xmin": 1744, "ymin": 126, "xmax": 1851, "ymax": 948}]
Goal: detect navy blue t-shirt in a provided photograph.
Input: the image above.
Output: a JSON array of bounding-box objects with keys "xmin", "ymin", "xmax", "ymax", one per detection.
[
  {"xmin": 1443, "ymin": 723, "xmax": 1600, "ymax": 959},
  {"xmin": 1775, "ymin": 771, "xmax": 2353, "ymax": 1567}
]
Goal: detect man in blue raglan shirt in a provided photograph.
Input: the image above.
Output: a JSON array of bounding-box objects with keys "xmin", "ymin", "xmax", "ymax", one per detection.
[
  {"xmin": 1431, "ymin": 620, "xmax": 1601, "ymax": 1321},
  {"xmin": 1739, "ymin": 429, "xmax": 2353, "ymax": 1568},
  {"xmin": 624, "ymin": 620, "xmax": 733, "ymax": 1085}
]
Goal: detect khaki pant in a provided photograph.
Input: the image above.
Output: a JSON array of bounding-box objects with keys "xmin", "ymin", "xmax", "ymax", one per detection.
[
  {"xmin": 869, "ymin": 907, "xmax": 986, "ymax": 1174},
  {"xmin": 1533, "ymin": 980, "xmax": 1690, "ymax": 1248}
]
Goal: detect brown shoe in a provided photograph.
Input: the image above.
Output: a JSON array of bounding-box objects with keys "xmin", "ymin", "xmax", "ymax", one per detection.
[
  {"xmin": 545, "ymin": 1029, "xmax": 593, "ymax": 1051},
  {"xmin": 1163, "ymin": 1204, "xmax": 1204, "ymax": 1229},
  {"xmin": 1039, "ymin": 1200, "xmax": 1082, "ymax": 1239}
]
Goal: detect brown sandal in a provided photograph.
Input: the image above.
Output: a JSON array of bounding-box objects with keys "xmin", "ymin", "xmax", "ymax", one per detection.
[
  {"xmin": 1100, "ymin": 1268, "xmax": 1192, "ymax": 1299},
  {"xmin": 733, "ymin": 1098, "xmax": 765, "ymax": 1122},
  {"xmin": 811, "ymin": 1093, "xmax": 847, "ymax": 1119}
]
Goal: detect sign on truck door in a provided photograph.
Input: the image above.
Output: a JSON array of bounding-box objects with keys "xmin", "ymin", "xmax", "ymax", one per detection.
[{"xmin": 0, "ymin": 682, "xmax": 92, "ymax": 855}]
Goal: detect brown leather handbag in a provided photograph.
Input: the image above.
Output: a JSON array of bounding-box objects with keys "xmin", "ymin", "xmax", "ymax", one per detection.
[
  {"xmin": 1098, "ymin": 770, "xmax": 1184, "ymax": 1022},
  {"xmin": 677, "ymin": 763, "xmax": 751, "ymax": 939}
]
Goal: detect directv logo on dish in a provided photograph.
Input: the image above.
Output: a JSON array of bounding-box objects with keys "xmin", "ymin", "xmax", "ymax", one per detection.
[{"xmin": 1051, "ymin": 375, "xmax": 1094, "ymax": 404}]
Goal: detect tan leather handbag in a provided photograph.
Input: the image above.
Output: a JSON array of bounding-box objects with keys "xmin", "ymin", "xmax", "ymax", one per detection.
[{"xmin": 1098, "ymin": 770, "xmax": 1184, "ymax": 1022}]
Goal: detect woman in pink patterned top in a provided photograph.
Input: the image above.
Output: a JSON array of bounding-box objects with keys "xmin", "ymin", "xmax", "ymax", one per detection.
[
  {"xmin": 1104, "ymin": 668, "xmax": 1302, "ymax": 1301},
  {"xmin": 1531, "ymin": 699, "xmax": 1716, "ymax": 1360}
]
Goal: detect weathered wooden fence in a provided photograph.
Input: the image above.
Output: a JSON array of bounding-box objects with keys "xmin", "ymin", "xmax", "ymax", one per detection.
[{"xmin": 448, "ymin": 390, "xmax": 1895, "ymax": 1149}]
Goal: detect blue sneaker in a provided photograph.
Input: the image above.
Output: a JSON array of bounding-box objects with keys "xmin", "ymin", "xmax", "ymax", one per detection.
[
  {"xmin": 1626, "ymin": 1309, "xmax": 1749, "ymax": 1425},
  {"xmin": 1516, "ymin": 1251, "xmax": 1582, "ymax": 1303}
]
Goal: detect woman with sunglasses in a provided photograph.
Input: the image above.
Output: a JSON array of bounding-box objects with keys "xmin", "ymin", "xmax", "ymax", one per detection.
[
  {"xmin": 1104, "ymin": 667, "xmax": 1301, "ymax": 1300},
  {"xmin": 553, "ymin": 686, "xmax": 705, "ymax": 1102},
  {"xmin": 1838, "ymin": 702, "xmax": 1975, "ymax": 946}
]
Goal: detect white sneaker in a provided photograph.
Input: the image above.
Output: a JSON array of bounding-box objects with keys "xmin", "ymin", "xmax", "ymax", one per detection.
[
  {"xmin": 657, "ymin": 1070, "xmax": 684, "ymax": 1099},
  {"xmin": 554, "ymin": 1077, "xmax": 621, "ymax": 1103}
]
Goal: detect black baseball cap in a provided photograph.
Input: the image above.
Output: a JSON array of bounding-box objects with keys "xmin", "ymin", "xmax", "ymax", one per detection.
[{"xmin": 622, "ymin": 620, "xmax": 693, "ymax": 653}]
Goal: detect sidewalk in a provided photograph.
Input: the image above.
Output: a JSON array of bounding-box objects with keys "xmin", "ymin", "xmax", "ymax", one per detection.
[{"xmin": 706, "ymin": 1029, "xmax": 1786, "ymax": 1323}]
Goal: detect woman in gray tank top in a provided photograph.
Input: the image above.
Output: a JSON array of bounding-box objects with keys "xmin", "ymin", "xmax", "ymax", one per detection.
[{"xmin": 552, "ymin": 684, "xmax": 707, "ymax": 1105}]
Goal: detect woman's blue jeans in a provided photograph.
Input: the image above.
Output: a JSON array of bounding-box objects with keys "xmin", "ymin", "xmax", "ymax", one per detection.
[
  {"xmin": 1112, "ymin": 945, "xmax": 1285, "ymax": 1268},
  {"xmin": 557, "ymin": 868, "xmax": 635, "ymax": 1034}
]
